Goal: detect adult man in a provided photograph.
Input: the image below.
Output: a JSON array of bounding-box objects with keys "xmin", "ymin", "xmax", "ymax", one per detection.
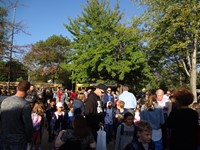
[
  {"xmin": 0, "ymin": 80, "xmax": 33, "ymax": 150},
  {"xmin": 118, "ymin": 84, "xmax": 137, "ymax": 115},
  {"xmin": 156, "ymin": 89, "xmax": 170, "ymax": 108},
  {"xmin": 107, "ymin": 88, "xmax": 114, "ymax": 103},
  {"xmin": 84, "ymin": 83, "xmax": 107, "ymax": 141},
  {"xmin": 25, "ymin": 84, "xmax": 38, "ymax": 107}
]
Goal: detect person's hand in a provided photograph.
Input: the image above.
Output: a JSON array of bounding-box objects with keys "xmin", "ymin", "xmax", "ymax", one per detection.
[{"xmin": 99, "ymin": 122, "xmax": 103, "ymax": 128}]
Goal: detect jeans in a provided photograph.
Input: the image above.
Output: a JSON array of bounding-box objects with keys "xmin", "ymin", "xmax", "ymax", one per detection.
[{"xmin": 154, "ymin": 139, "xmax": 163, "ymax": 150}]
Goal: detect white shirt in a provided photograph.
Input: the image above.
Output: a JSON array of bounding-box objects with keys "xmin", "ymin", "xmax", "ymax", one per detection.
[{"xmin": 119, "ymin": 91, "xmax": 137, "ymax": 109}]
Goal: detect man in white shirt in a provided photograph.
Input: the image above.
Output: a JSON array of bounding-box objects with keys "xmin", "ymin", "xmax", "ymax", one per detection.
[{"xmin": 118, "ymin": 85, "xmax": 137, "ymax": 114}]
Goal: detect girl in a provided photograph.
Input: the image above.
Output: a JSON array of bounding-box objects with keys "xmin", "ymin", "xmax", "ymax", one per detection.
[
  {"xmin": 55, "ymin": 114, "xmax": 96, "ymax": 150},
  {"xmin": 115, "ymin": 112, "xmax": 135, "ymax": 150},
  {"xmin": 30, "ymin": 102, "xmax": 45, "ymax": 150}
]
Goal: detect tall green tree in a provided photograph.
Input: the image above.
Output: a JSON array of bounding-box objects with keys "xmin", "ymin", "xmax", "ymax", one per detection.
[
  {"xmin": 23, "ymin": 35, "xmax": 71, "ymax": 84},
  {"xmin": 64, "ymin": 0, "xmax": 152, "ymax": 91},
  {"xmin": 137, "ymin": 0, "xmax": 200, "ymax": 101}
]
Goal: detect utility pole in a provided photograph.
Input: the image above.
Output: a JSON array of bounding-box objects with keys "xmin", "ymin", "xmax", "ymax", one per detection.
[{"xmin": 8, "ymin": 5, "xmax": 16, "ymax": 92}]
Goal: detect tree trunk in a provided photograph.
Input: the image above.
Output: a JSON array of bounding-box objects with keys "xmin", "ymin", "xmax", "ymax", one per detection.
[{"xmin": 190, "ymin": 37, "xmax": 198, "ymax": 103}]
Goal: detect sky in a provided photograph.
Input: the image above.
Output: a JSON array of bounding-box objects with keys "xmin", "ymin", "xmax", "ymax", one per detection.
[{"xmin": 9, "ymin": 0, "xmax": 144, "ymax": 46}]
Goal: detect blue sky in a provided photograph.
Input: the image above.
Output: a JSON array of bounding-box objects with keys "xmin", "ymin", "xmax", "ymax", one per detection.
[{"xmin": 10, "ymin": 0, "xmax": 144, "ymax": 46}]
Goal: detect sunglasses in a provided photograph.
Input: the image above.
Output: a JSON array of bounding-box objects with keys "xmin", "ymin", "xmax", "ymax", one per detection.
[{"xmin": 100, "ymin": 90, "xmax": 104, "ymax": 94}]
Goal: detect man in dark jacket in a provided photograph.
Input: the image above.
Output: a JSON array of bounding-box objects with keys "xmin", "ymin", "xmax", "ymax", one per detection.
[
  {"xmin": 84, "ymin": 84, "xmax": 107, "ymax": 141},
  {"xmin": 0, "ymin": 80, "xmax": 33, "ymax": 150}
]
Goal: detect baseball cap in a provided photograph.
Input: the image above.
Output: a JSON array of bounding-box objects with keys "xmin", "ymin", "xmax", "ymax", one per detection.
[
  {"xmin": 56, "ymin": 102, "xmax": 63, "ymax": 108},
  {"xmin": 96, "ymin": 84, "xmax": 107, "ymax": 92}
]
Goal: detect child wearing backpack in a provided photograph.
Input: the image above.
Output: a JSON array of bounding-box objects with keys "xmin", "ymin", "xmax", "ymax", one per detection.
[
  {"xmin": 124, "ymin": 120, "xmax": 155, "ymax": 150},
  {"xmin": 30, "ymin": 102, "xmax": 45, "ymax": 150},
  {"xmin": 115, "ymin": 112, "xmax": 135, "ymax": 150}
]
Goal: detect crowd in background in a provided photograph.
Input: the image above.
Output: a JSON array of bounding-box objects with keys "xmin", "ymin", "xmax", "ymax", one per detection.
[{"xmin": 0, "ymin": 81, "xmax": 200, "ymax": 150}]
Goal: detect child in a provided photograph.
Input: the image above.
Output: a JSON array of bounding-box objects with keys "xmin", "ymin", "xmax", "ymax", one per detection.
[
  {"xmin": 115, "ymin": 112, "xmax": 135, "ymax": 150},
  {"xmin": 46, "ymin": 98, "xmax": 56, "ymax": 142},
  {"xmin": 124, "ymin": 120, "xmax": 155, "ymax": 150},
  {"xmin": 30, "ymin": 102, "xmax": 45, "ymax": 150},
  {"xmin": 50, "ymin": 102, "xmax": 67, "ymax": 141},
  {"xmin": 66, "ymin": 103, "xmax": 74, "ymax": 129},
  {"xmin": 114, "ymin": 100, "xmax": 128, "ymax": 139},
  {"xmin": 104, "ymin": 101, "xmax": 114, "ymax": 144}
]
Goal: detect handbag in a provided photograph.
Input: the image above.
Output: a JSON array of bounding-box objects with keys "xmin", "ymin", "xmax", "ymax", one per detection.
[{"xmin": 96, "ymin": 126, "xmax": 107, "ymax": 150}]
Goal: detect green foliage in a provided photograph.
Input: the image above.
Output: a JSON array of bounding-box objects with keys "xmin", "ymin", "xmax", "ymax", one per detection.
[
  {"xmin": 23, "ymin": 35, "xmax": 71, "ymax": 84},
  {"xmin": 0, "ymin": 60, "xmax": 28, "ymax": 81},
  {"xmin": 138, "ymin": 0, "xmax": 200, "ymax": 91},
  {"xmin": 64, "ymin": 0, "xmax": 152, "ymax": 90}
]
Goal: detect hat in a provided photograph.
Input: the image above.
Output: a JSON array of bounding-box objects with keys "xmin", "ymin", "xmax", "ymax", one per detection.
[
  {"xmin": 96, "ymin": 84, "xmax": 107, "ymax": 92},
  {"xmin": 56, "ymin": 102, "xmax": 63, "ymax": 107}
]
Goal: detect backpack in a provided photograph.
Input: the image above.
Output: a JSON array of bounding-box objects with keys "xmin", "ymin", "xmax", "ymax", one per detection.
[
  {"xmin": 120, "ymin": 123, "xmax": 136, "ymax": 136},
  {"xmin": 32, "ymin": 113, "xmax": 42, "ymax": 131}
]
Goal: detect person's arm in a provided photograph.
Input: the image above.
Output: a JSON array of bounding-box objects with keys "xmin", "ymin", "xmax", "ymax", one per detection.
[
  {"xmin": 22, "ymin": 103, "xmax": 33, "ymax": 143},
  {"xmin": 54, "ymin": 130, "xmax": 66, "ymax": 148}
]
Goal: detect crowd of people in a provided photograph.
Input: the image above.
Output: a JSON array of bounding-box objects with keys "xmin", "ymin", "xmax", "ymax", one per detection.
[{"xmin": 0, "ymin": 80, "xmax": 200, "ymax": 150}]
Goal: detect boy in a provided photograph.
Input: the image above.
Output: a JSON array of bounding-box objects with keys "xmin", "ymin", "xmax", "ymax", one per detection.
[{"xmin": 124, "ymin": 120, "xmax": 155, "ymax": 150}]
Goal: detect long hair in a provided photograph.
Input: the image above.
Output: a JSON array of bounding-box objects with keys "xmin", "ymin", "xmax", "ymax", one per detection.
[
  {"xmin": 73, "ymin": 114, "xmax": 90, "ymax": 138},
  {"xmin": 32, "ymin": 102, "xmax": 45, "ymax": 116},
  {"xmin": 145, "ymin": 94, "xmax": 157, "ymax": 110}
]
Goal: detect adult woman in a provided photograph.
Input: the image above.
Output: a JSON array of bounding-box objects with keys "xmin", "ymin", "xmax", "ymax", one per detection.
[
  {"xmin": 55, "ymin": 114, "xmax": 96, "ymax": 150},
  {"xmin": 140, "ymin": 94, "xmax": 165, "ymax": 150},
  {"xmin": 165, "ymin": 89, "xmax": 199, "ymax": 150}
]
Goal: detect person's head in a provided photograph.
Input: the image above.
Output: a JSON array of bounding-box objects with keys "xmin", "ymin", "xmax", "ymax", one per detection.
[
  {"xmin": 107, "ymin": 87, "xmax": 112, "ymax": 93},
  {"xmin": 173, "ymin": 89, "xmax": 194, "ymax": 106},
  {"xmin": 107, "ymin": 101, "xmax": 113, "ymax": 108},
  {"xmin": 95, "ymin": 84, "xmax": 107, "ymax": 97},
  {"xmin": 124, "ymin": 112, "xmax": 134, "ymax": 126},
  {"xmin": 122, "ymin": 85, "xmax": 129, "ymax": 92},
  {"xmin": 73, "ymin": 114, "xmax": 90, "ymax": 138},
  {"xmin": 29, "ymin": 84, "xmax": 35, "ymax": 92},
  {"xmin": 56, "ymin": 102, "xmax": 64, "ymax": 111},
  {"xmin": 135, "ymin": 120, "xmax": 152, "ymax": 144},
  {"xmin": 145, "ymin": 91, "xmax": 151, "ymax": 99},
  {"xmin": 156, "ymin": 89, "xmax": 164, "ymax": 101},
  {"xmin": 17, "ymin": 80, "xmax": 31, "ymax": 92},
  {"xmin": 146, "ymin": 94, "xmax": 157, "ymax": 110},
  {"xmin": 68, "ymin": 103, "xmax": 74, "ymax": 111},
  {"xmin": 32, "ymin": 102, "xmax": 45, "ymax": 116},
  {"xmin": 77, "ymin": 93, "xmax": 85, "ymax": 101},
  {"xmin": 166, "ymin": 90, "xmax": 171, "ymax": 96},
  {"xmin": 117, "ymin": 100, "xmax": 125, "ymax": 109},
  {"xmin": 16, "ymin": 80, "xmax": 31, "ymax": 97},
  {"xmin": 48, "ymin": 98, "xmax": 56, "ymax": 107}
]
